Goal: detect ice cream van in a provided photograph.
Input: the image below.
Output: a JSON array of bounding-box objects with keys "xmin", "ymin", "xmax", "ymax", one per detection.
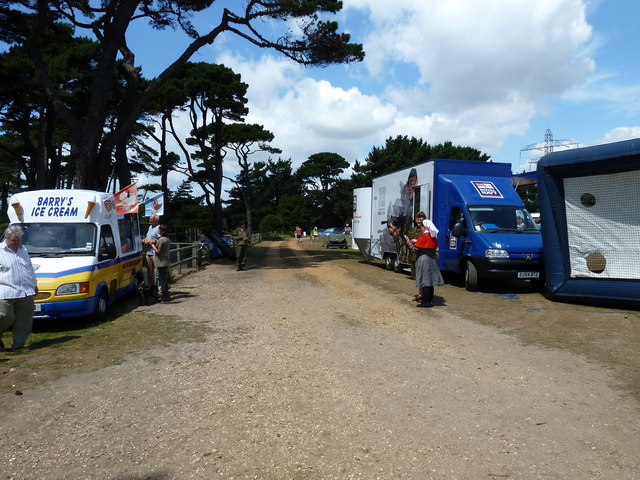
[{"xmin": 6, "ymin": 189, "xmax": 143, "ymax": 320}]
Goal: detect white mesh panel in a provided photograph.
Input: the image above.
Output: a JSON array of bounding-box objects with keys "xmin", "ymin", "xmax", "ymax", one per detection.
[{"xmin": 564, "ymin": 170, "xmax": 640, "ymax": 279}]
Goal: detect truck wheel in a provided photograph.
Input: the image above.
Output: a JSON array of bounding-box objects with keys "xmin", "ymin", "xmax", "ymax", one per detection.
[
  {"xmin": 93, "ymin": 289, "xmax": 108, "ymax": 323},
  {"xmin": 384, "ymin": 255, "xmax": 394, "ymax": 271},
  {"xmin": 530, "ymin": 278, "xmax": 545, "ymax": 290},
  {"xmin": 464, "ymin": 261, "xmax": 479, "ymax": 291}
]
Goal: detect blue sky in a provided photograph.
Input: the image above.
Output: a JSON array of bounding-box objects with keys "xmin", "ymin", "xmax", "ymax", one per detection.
[{"xmin": 127, "ymin": 0, "xmax": 640, "ymax": 185}]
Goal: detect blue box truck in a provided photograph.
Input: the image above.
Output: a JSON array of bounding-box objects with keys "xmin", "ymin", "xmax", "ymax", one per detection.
[{"xmin": 352, "ymin": 158, "xmax": 543, "ymax": 290}]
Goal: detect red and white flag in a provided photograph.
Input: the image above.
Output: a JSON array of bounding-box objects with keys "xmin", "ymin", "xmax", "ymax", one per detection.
[{"xmin": 115, "ymin": 183, "xmax": 139, "ymax": 215}]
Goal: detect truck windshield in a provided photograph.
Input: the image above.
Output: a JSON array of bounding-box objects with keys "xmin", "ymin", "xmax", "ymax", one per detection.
[
  {"xmin": 18, "ymin": 223, "xmax": 97, "ymax": 256},
  {"xmin": 468, "ymin": 206, "xmax": 539, "ymax": 233}
]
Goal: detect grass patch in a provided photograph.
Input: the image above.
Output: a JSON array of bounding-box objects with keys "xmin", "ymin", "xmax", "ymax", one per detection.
[{"xmin": 0, "ymin": 307, "xmax": 211, "ymax": 395}]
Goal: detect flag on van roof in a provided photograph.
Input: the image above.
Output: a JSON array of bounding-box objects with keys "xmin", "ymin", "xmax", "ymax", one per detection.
[
  {"xmin": 145, "ymin": 192, "xmax": 164, "ymax": 216},
  {"xmin": 115, "ymin": 183, "xmax": 138, "ymax": 215}
]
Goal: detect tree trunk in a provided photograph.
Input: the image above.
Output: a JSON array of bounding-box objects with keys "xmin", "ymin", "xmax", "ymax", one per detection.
[
  {"xmin": 114, "ymin": 140, "xmax": 132, "ymax": 189},
  {"xmin": 213, "ymin": 115, "xmax": 224, "ymax": 232},
  {"xmin": 160, "ymin": 114, "xmax": 170, "ymax": 220},
  {"xmin": 243, "ymin": 189, "xmax": 253, "ymax": 235}
]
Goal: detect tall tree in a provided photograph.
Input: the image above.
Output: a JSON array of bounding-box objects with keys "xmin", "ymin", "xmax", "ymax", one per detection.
[
  {"xmin": 0, "ymin": 30, "xmax": 98, "ymax": 189},
  {"xmin": 224, "ymin": 123, "xmax": 281, "ymax": 233},
  {"xmin": 225, "ymin": 157, "xmax": 300, "ymax": 231},
  {"xmin": 0, "ymin": 0, "xmax": 364, "ymax": 189},
  {"xmin": 296, "ymin": 152, "xmax": 349, "ymax": 225},
  {"xmin": 160, "ymin": 62, "xmax": 248, "ymax": 230},
  {"xmin": 298, "ymin": 152, "xmax": 349, "ymax": 193}
]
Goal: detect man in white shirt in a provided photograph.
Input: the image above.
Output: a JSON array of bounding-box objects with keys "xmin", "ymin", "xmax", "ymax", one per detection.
[
  {"xmin": 141, "ymin": 214, "xmax": 160, "ymax": 290},
  {"xmin": 0, "ymin": 225, "xmax": 38, "ymax": 351},
  {"xmin": 143, "ymin": 214, "xmax": 160, "ymax": 254}
]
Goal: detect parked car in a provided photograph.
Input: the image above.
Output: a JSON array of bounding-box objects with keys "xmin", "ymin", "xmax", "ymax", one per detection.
[{"xmin": 319, "ymin": 227, "xmax": 344, "ymax": 236}]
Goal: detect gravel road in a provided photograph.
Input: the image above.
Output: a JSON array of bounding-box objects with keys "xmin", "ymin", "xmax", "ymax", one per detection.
[{"xmin": 1, "ymin": 239, "xmax": 639, "ymax": 480}]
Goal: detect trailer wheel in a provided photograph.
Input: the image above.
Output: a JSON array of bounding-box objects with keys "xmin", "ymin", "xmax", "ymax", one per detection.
[
  {"xmin": 464, "ymin": 261, "xmax": 479, "ymax": 291},
  {"xmin": 384, "ymin": 254, "xmax": 394, "ymax": 271},
  {"xmin": 392, "ymin": 255, "xmax": 402, "ymax": 273}
]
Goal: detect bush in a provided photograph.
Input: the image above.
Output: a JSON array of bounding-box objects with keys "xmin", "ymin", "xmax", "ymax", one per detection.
[{"xmin": 259, "ymin": 214, "xmax": 284, "ymax": 233}]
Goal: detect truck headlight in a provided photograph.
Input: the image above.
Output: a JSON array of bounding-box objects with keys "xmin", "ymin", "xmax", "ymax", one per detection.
[
  {"xmin": 485, "ymin": 249, "xmax": 509, "ymax": 258},
  {"xmin": 56, "ymin": 282, "xmax": 90, "ymax": 296}
]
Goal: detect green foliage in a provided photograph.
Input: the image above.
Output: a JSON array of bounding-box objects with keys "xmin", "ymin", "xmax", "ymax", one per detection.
[
  {"xmin": 225, "ymin": 157, "xmax": 300, "ymax": 229},
  {"xmin": 0, "ymin": 0, "xmax": 362, "ymax": 189},
  {"xmin": 331, "ymin": 178, "xmax": 355, "ymax": 226},
  {"xmin": 259, "ymin": 214, "xmax": 285, "ymax": 233},
  {"xmin": 517, "ymin": 184, "xmax": 539, "ymax": 212},
  {"xmin": 298, "ymin": 152, "xmax": 349, "ymax": 192},
  {"xmin": 167, "ymin": 182, "xmax": 212, "ymax": 239},
  {"xmin": 276, "ymin": 195, "xmax": 312, "ymax": 231}
]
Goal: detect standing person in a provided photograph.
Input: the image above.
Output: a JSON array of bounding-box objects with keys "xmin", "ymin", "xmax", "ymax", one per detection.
[
  {"xmin": 404, "ymin": 217, "xmax": 444, "ymax": 308},
  {"xmin": 141, "ymin": 214, "xmax": 160, "ymax": 289},
  {"xmin": 233, "ymin": 221, "xmax": 251, "ymax": 271},
  {"xmin": 151, "ymin": 224, "xmax": 171, "ymax": 302},
  {"xmin": 295, "ymin": 226, "xmax": 302, "ymax": 243},
  {"xmin": 408, "ymin": 212, "xmax": 426, "ymax": 281},
  {"xmin": 311, "ymin": 226, "xmax": 319, "ymax": 243},
  {"xmin": 0, "ymin": 226, "xmax": 38, "ymax": 351},
  {"xmin": 535, "ymin": 217, "xmax": 542, "ymax": 229}
]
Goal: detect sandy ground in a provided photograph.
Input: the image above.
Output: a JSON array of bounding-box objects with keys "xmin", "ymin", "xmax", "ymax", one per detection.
[{"xmin": 0, "ymin": 239, "xmax": 639, "ymax": 480}]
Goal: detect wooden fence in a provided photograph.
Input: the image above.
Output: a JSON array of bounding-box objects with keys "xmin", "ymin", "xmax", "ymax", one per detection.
[{"xmin": 168, "ymin": 233, "xmax": 263, "ymax": 274}]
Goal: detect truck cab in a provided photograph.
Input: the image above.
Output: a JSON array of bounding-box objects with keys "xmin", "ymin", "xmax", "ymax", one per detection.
[{"xmin": 435, "ymin": 175, "xmax": 543, "ymax": 290}]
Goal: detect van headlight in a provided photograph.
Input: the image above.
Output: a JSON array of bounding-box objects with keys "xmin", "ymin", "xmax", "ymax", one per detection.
[
  {"xmin": 56, "ymin": 282, "xmax": 90, "ymax": 296},
  {"xmin": 485, "ymin": 249, "xmax": 509, "ymax": 258}
]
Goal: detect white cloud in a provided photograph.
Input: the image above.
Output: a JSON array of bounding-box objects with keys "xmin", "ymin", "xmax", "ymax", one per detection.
[
  {"xmin": 563, "ymin": 74, "xmax": 640, "ymax": 116},
  {"xmin": 215, "ymin": 53, "xmax": 398, "ymax": 166},
  {"xmin": 181, "ymin": 0, "xmax": 597, "ymax": 177},
  {"xmin": 601, "ymin": 127, "xmax": 640, "ymax": 144},
  {"xmin": 346, "ymin": 0, "xmax": 594, "ymax": 104}
]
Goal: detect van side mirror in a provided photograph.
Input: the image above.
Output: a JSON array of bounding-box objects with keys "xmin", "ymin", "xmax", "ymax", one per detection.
[{"xmin": 452, "ymin": 222, "xmax": 467, "ymax": 237}]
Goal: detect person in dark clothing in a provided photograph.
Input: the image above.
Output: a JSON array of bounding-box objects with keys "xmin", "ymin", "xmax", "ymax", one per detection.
[{"xmin": 233, "ymin": 221, "xmax": 251, "ymax": 271}]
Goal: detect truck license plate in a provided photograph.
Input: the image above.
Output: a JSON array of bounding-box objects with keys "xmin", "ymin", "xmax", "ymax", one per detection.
[
  {"xmin": 518, "ymin": 272, "xmax": 540, "ymax": 279},
  {"xmin": 34, "ymin": 304, "xmax": 41, "ymax": 312}
]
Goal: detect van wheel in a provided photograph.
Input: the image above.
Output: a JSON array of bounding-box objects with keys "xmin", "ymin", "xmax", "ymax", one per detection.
[
  {"xmin": 93, "ymin": 289, "xmax": 108, "ymax": 323},
  {"xmin": 384, "ymin": 255, "xmax": 394, "ymax": 271},
  {"xmin": 465, "ymin": 261, "xmax": 479, "ymax": 291}
]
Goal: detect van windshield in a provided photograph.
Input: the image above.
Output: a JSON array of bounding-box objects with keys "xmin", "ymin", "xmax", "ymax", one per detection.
[
  {"xmin": 468, "ymin": 206, "xmax": 539, "ymax": 233},
  {"xmin": 19, "ymin": 223, "xmax": 97, "ymax": 256}
]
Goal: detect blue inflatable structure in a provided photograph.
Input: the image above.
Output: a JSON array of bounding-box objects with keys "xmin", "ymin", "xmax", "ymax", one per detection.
[{"xmin": 537, "ymin": 138, "xmax": 640, "ymax": 304}]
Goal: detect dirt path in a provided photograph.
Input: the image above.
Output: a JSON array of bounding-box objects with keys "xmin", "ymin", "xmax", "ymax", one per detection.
[{"xmin": 1, "ymin": 239, "xmax": 639, "ymax": 479}]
